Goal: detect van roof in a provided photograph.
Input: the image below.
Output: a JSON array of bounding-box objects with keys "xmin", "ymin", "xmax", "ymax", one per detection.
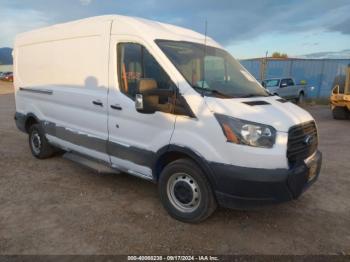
[{"xmin": 15, "ymin": 15, "xmax": 222, "ymax": 48}]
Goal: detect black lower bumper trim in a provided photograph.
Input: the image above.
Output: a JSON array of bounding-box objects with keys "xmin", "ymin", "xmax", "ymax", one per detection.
[
  {"xmin": 210, "ymin": 151, "xmax": 322, "ymax": 209},
  {"xmin": 14, "ymin": 112, "xmax": 27, "ymax": 133}
]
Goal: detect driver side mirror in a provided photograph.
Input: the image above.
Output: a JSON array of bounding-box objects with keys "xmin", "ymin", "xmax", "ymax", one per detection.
[
  {"xmin": 135, "ymin": 78, "xmax": 174, "ymax": 114},
  {"xmin": 135, "ymin": 78, "xmax": 158, "ymax": 113},
  {"xmin": 135, "ymin": 94, "xmax": 144, "ymax": 110}
]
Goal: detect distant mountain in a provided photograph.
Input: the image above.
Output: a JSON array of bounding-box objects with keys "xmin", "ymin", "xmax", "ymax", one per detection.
[
  {"xmin": 297, "ymin": 49, "xmax": 350, "ymax": 59},
  {"xmin": 0, "ymin": 48, "xmax": 13, "ymax": 65}
]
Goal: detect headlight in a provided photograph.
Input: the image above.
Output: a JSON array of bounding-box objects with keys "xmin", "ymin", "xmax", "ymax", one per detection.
[{"xmin": 214, "ymin": 114, "xmax": 276, "ymax": 148}]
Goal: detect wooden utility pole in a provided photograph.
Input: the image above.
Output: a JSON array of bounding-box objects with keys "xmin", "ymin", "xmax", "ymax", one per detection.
[{"xmin": 260, "ymin": 51, "xmax": 268, "ymax": 81}]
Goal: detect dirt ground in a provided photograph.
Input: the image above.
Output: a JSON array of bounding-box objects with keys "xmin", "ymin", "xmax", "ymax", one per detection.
[
  {"xmin": 0, "ymin": 80, "xmax": 349, "ymax": 255},
  {"xmin": 0, "ymin": 81, "xmax": 13, "ymax": 95}
]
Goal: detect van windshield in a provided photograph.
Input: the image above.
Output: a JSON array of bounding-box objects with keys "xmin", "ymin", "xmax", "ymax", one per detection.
[{"xmin": 156, "ymin": 40, "xmax": 268, "ymax": 98}]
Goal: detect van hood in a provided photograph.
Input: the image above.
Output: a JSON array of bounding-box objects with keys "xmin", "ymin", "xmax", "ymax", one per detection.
[{"xmin": 204, "ymin": 96, "xmax": 314, "ymax": 132}]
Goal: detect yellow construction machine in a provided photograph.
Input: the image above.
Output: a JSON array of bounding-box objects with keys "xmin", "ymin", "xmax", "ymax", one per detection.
[{"xmin": 330, "ymin": 64, "xmax": 350, "ymax": 119}]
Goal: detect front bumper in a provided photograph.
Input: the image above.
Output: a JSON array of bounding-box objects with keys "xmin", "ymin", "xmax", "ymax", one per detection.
[
  {"xmin": 14, "ymin": 112, "xmax": 27, "ymax": 133},
  {"xmin": 210, "ymin": 150, "xmax": 322, "ymax": 209}
]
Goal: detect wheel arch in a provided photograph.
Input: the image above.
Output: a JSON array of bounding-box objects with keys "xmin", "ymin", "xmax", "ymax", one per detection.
[
  {"xmin": 152, "ymin": 145, "xmax": 217, "ymax": 188},
  {"xmin": 24, "ymin": 113, "xmax": 40, "ymax": 133}
]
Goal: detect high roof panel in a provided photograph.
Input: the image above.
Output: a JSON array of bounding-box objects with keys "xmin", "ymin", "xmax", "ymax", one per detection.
[{"xmin": 15, "ymin": 15, "xmax": 221, "ymax": 48}]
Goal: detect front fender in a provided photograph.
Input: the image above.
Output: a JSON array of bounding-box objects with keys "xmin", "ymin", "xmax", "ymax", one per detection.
[{"xmin": 153, "ymin": 144, "xmax": 217, "ymax": 188}]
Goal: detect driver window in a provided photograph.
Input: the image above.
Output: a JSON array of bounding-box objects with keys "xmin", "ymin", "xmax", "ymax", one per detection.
[
  {"xmin": 280, "ymin": 79, "xmax": 288, "ymax": 87},
  {"xmin": 117, "ymin": 43, "xmax": 176, "ymax": 100},
  {"xmin": 287, "ymin": 79, "xmax": 294, "ymax": 86}
]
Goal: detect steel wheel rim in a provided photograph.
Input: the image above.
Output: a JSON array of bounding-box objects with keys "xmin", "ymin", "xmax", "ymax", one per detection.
[
  {"xmin": 31, "ymin": 131, "xmax": 41, "ymax": 155},
  {"xmin": 167, "ymin": 172, "xmax": 201, "ymax": 213}
]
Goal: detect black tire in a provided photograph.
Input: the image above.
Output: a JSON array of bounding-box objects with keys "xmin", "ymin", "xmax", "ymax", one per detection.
[
  {"xmin": 332, "ymin": 106, "xmax": 349, "ymax": 120},
  {"xmin": 158, "ymin": 159, "xmax": 217, "ymax": 223},
  {"xmin": 297, "ymin": 92, "xmax": 305, "ymax": 105},
  {"xmin": 28, "ymin": 124, "xmax": 55, "ymax": 159}
]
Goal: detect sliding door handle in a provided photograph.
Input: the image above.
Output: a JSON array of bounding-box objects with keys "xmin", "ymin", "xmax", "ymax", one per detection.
[
  {"xmin": 92, "ymin": 100, "xmax": 103, "ymax": 106},
  {"xmin": 110, "ymin": 104, "xmax": 122, "ymax": 110}
]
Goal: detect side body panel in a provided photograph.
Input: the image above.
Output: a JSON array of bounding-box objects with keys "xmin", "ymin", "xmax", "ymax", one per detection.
[
  {"xmin": 292, "ymin": 85, "xmax": 305, "ymax": 98},
  {"xmin": 271, "ymin": 78, "xmax": 303, "ymax": 99},
  {"xmin": 276, "ymin": 78, "xmax": 290, "ymax": 98},
  {"xmin": 107, "ymin": 33, "xmax": 178, "ymax": 178},
  {"xmin": 14, "ymin": 20, "xmax": 112, "ymax": 162},
  {"xmin": 285, "ymin": 78, "xmax": 296, "ymax": 98}
]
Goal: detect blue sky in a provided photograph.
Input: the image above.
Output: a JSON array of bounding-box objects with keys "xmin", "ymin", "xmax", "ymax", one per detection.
[{"xmin": 1, "ymin": 0, "xmax": 349, "ymax": 58}]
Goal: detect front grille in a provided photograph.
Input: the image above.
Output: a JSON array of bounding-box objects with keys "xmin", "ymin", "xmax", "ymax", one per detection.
[{"xmin": 287, "ymin": 121, "xmax": 318, "ymax": 166}]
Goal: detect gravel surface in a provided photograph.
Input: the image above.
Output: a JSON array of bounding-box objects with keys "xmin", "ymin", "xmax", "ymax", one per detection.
[{"xmin": 0, "ymin": 81, "xmax": 349, "ymax": 255}]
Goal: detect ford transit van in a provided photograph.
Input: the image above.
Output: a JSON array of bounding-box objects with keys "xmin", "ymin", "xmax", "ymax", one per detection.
[{"xmin": 14, "ymin": 15, "xmax": 322, "ymax": 223}]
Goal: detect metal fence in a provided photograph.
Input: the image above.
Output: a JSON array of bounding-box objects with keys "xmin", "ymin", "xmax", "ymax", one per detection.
[{"xmin": 240, "ymin": 58, "xmax": 350, "ymax": 99}]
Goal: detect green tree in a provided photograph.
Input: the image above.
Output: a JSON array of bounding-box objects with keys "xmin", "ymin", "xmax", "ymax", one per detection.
[{"xmin": 272, "ymin": 52, "xmax": 288, "ymax": 58}]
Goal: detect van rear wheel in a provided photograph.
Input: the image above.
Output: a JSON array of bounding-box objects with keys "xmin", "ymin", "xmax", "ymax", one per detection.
[
  {"xmin": 158, "ymin": 159, "xmax": 217, "ymax": 223},
  {"xmin": 28, "ymin": 124, "xmax": 55, "ymax": 159}
]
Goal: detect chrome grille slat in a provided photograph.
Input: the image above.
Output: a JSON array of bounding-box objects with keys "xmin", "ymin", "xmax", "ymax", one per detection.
[
  {"xmin": 287, "ymin": 121, "xmax": 318, "ymax": 166},
  {"xmin": 288, "ymin": 131, "xmax": 318, "ymax": 142}
]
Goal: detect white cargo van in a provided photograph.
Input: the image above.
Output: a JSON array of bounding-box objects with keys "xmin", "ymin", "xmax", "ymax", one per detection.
[{"xmin": 14, "ymin": 15, "xmax": 322, "ymax": 222}]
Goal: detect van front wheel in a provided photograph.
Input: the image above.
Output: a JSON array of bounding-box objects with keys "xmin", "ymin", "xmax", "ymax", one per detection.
[
  {"xmin": 29, "ymin": 124, "xmax": 55, "ymax": 159},
  {"xmin": 158, "ymin": 159, "xmax": 217, "ymax": 223}
]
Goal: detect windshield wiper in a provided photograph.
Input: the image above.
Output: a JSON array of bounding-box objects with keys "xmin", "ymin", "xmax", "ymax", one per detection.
[
  {"xmin": 191, "ymin": 85, "xmax": 208, "ymax": 96},
  {"xmin": 239, "ymin": 93, "xmax": 267, "ymax": 98},
  {"xmin": 211, "ymin": 89, "xmax": 233, "ymax": 98},
  {"xmin": 192, "ymin": 85, "xmax": 208, "ymax": 91},
  {"xmin": 192, "ymin": 85, "xmax": 233, "ymax": 98}
]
